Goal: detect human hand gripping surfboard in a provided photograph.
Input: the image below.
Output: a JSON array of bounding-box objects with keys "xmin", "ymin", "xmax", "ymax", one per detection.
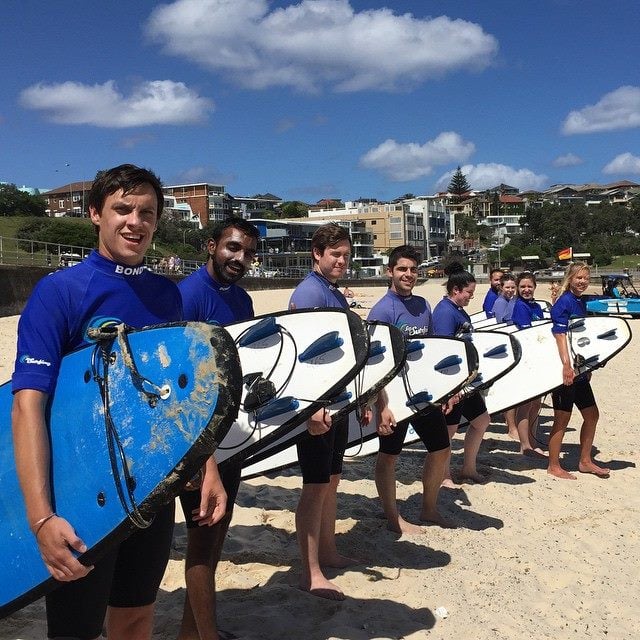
[{"xmin": 0, "ymin": 322, "xmax": 242, "ymax": 618}]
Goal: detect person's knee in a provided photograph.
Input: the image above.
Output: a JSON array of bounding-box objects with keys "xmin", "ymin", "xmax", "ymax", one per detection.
[
  {"xmin": 107, "ymin": 604, "xmax": 154, "ymax": 640},
  {"xmin": 376, "ymin": 452, "xmax": 399, "ymax": 468}
]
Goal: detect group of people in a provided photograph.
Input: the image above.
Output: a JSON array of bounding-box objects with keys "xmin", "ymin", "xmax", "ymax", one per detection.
[{"xmin": 10, "ymin": 163, "xmax": 610, "ymax": 639}]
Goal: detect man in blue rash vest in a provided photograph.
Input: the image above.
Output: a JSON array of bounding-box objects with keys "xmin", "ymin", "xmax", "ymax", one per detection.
[
  {"xmin": 482, "ymin": 267, "xmax": 504, "ymax": 317},
  {"xmin": 289, "ymin": 223, "xmax": 357, "ymax": 601},
  {"xmin": 367, "ymin": 245, "xmax": 456, "ymax": 534},
  {"xmin": 177, "ymin": 217, "xmax": 259, "ymax": 640},
  {"xmin": 10, "ymin": 165, "xmax": 226, "ymax": 640}
]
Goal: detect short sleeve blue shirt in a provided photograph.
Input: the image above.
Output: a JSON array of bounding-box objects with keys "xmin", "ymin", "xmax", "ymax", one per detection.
[
  {"xmin": 482, "ymin": 288, "xmax": 499, "ymax": 316},
  {"xmin": 178, "ymin": 265, "xmax": 254, "ymax": 324},
  {"xmin": 551, "ymin": 290, "xmax": 585, "ymax": 334},
  {"xmin": 511, "ymin": 298, "xmax": 544, "ymax": 329},
  {"xmin": 491, "ymin": 295, "xmax": 516, "ymax": 323},
  {"xmin": 432, "ymin": 296, "xmax": 472, "ymax": 337},
  {"xmin": 12, "ymin": 251, "xmax": 183, "ymax": 394},
  {"xmin": 367, "ymin": 290, "xmax": 432, "ymax": 338},
  {"xmin": 289, "ymin": 271, "xmax": 348, "ymax": 310}
]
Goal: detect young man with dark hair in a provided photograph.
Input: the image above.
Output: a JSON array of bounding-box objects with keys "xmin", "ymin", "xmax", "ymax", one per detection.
[
  {"xmin": 482, "ymin": 267, "xmax": 504, "ymax": 317},
  {"xmin": 11, "ymin": 164, "xmax": 218, "ymax": 639},
  {"xmin": 368, "ymin": 245, "xmax": 455, "ymax": 533},
  {"xmin": 177, "ymin": 216, "xmax": 259, "ymax": 640},
  {"xmin": 289, "ymin": 222, "xmax": 356, "ymax": 601}
]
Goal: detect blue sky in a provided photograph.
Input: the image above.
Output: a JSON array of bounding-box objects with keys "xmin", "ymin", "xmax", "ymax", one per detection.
[{"xmin": 2, "ymin": 0, "xmax": 639, "ymax": 202}]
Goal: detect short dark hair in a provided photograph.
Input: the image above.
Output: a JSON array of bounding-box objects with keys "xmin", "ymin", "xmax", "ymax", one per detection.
[
  {"xmin": 210, "ymin": 216, "xmax": 260, "ymax": 243},
  {"xmin": 388, "ymin": 244, "xmax": 420, "ymax": 269},
  {"xmin": 88, "ymin": 164, "xmax": 164, "ymax": 218},
  {"xmin": 311, "ymin": 223, "xmax": 351, "ymax": 263},
  {"xmin": 444, "ymin": 261, "xmax": 475, "ymax": 293},
  {"xmin": 490, "ymin": 267, "xmax": 505, "ymax": 277},
  {"xmin": 516, "ymin": 271, "xmax": 537, "ymax": 286},
  {"xmin": 500, "ymin": 273, "xmax": 516, "ymax": 285}
]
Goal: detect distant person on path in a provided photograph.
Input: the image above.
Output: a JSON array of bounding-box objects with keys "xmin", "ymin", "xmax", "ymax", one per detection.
[
  {"xmin": 367, "ymin": 245, "xmax": 456, "ymax": 533},
  {"xmin": 289, "ymin": 223, "xmax": 357, "ymax": 601},
  {"xmin": 432, "ymin": 263, "xmax": 491, "ymax": 486},
  {"xmin": 11, "ymin": 164, "xmax": 206, "ymax": 639},
  {"xmin": 177, "ymin": 217, "xmax": 259, "ymax": 640},
  {"xmin": 547, "ymin": 262, "xmax": 609, "ymax": 479},
  {"xmin": 483, "ymin": 268, "xmax": 504, "ymax": 317}
]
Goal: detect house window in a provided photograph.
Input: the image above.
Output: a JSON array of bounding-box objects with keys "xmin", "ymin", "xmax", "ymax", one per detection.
[{"xmin": 59, "ymin": 200, "xmax": 65, "ymax": 208}]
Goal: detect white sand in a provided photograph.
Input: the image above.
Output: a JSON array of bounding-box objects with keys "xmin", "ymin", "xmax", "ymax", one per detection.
[{"xmin": 1, "ymin": 280, "xmax": 639, "ymax": 640}]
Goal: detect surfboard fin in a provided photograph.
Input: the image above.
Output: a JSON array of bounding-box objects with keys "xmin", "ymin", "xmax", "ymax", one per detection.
[
  {"xmin": 238, "ymin": 316, "xmax": 280, "ymax": 346},
  {"xmin": 406, "ymin": 340, "xmax": 425, "ymax": 354},
  {"xmin": 368, "ymin": 340, "xmax": 386, "ymax": 359},
  {"xmin": 298, "ymin": 331, "xmax": 344, "ymax": 362},
  {"xmin": 483, "ymin": 344, "xmax": 508, "ymax": 357},
  {"xmin": 597, "ymin": 329, "xmax": 617, "ymax": 339},
  {"xmin": 406, "ymin": 391, "xmax": 432, "ymax": 406},
  {"xmin": 243, "ymin": 378, "xmax": 277, "ymax": 412},
  {"xmin": 329, "ymin": 390, "xmax": 352, "ymax": 405},
  {"xmin": 254, "ymin": 396, "xmax": 300, "ymax": 421},
  {"xmin": 434, "ymin": 355, "xmax": 463, "ymax": 371}
]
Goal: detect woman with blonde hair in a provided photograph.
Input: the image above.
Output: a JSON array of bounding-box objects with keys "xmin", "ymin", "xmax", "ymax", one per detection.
[{"xmin": 548, "ymin": 262, "xmax": 609, "ymax": 479}]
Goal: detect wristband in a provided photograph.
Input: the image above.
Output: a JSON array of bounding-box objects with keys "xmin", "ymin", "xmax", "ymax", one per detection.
[{"xmin": 32, "ymin": 513, "xmax": 57, "ymax": 537}]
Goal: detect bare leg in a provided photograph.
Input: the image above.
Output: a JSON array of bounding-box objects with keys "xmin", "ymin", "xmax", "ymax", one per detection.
[
  {"xmin": 441, "ymin": 423, "xmax": 461, "ymax": 488},
  {"xmin": 178, "ymin": 513, "xmax": 232, "ymax": 640},
  {"xmin": 459, "ymin": 412, "xmax": 490, "ymax": 482},
  {"xmin": 577, "ymin": 405, "xmax": 609, "ymax": 476},
  {"xmin": 515, "ymin": 399, "xmax": 545, "ymax": 456},
  {"xmin": 318, "ymin": 473, "xmax": 358, "ymax": 567},
  {"xmin": 504, "ymin": 408, "xmax": 519, "ymax": 440},
  {"xmin": 375, "ymin": 452, "xmax": 424, "ymax": 534},
  {"xmin": 419, "ymin": 448, "xmax": 456, "ymax": 528},
  {"xmin": 296, "ymin": 481, "xmax": 345, "ymax": 600},
  {"xmin": 106, "ymin": 604, "xmax": 154, "ymax": 640},
  {"xmin": 547, "ymin": 409, "xmax": 576, "ymax": 479}
]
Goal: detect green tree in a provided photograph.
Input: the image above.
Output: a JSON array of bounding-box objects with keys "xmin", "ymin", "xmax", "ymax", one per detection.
[
  {"xmin": 447, "ymin": 166, "xmax": 471, "ymax": 203},
  {"xmin": 0, "ymin": 184, "xmax": 46, "ymax": 217},
  {"xmin": 279, "ymin": 201, "xmax": 309, "ymax": 218}
]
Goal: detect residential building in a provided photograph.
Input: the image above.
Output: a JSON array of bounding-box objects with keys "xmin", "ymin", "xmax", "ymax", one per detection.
[
  {"xmin": 231, "ymin": 193, "xmax": 283, "ymax": 218},
  {"xmin": 163, "ymin": 183, "xmax": 232, "ymax": 227},
  {"xmin": 42, "ymin": 182, "xmax": 91, "ymax": 217}
]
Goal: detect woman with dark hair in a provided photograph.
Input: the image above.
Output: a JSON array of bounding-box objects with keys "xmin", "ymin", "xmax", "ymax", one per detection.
[{"xmin": 432, "ymin": 263, "xmax": 490, "ymax": 486}]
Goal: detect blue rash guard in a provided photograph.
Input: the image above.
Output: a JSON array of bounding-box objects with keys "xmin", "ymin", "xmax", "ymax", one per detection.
[
  {"xmin": 432, "ymin": 296, "xmax": 472, "ymax": 337},
  {"xmin": 482, "ymin": 287, "xmax": 499, "ymax": 317},
  {"xmin": 512, "ymin": 298, "xmax": 544, "ymax": 329},
  {"xmin": 289, "ymin": 271, "xmax": 348, "ymax": 310},
  {"xmin": 178, "ymin": 264, "xmax": 254, "ymax": 324},
  {"xmin": 12, "ymin": 250, "xmax": 182, "ymax": 395},
  {"xmin": 491, "ymin": 295, "xmax": 516, "ymax": 323},
  {"xmin": 367, "ymin": 290, "xmax": 432, "ymax": 338},
  {"xmin": 551, "ymin": 290, "xmax": 586, "ymax": 335}
]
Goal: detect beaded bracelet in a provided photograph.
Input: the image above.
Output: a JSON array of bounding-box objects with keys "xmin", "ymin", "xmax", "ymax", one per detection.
[{"xmin": 32, "ymin": 513, "xmax": 57, "ymax": 537}]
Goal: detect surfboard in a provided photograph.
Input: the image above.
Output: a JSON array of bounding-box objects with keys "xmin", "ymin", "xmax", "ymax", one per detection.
[
  {"xmin": 214, "ymin": 308, "xmax": 369, "ymax": 470},
  {"xmin": 586, "ymin": 297, "xmax": 640, "ymax": 318},
  {"xmin": 0, "ymin": 322, "xmax": 242, "ymax": 618},
  {"xmin": 470, "ymin": 299, "xmax": 551, "ymax": 329},
  {"xmin": 239, "ymin": 321, "xmax": 407, "ymax": 479},
  {"xmin": 481, "ymin": 316, "xmax": 632, "ymax": 415},
  {"xmin": 342, "ymin": 327, "xmax": 522, "ymax": 458}
]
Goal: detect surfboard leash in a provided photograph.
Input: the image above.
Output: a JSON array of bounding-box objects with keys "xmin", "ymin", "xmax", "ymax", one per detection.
[{"xmin": 90, "ymin": 328, "xmax": 154, "ymax": 529}]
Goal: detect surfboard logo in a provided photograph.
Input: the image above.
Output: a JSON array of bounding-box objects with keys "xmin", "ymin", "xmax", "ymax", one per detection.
[
  {"xmin": 19, "ymin": 355, "xmax": 51, "ymax": 367},
  {"xmin": 84, "ymin": 316, "xmax": 122, "ymax": 342},
  {"xmin": 577, "ymin": 337, "xmax": 591, "ymax": 347}
]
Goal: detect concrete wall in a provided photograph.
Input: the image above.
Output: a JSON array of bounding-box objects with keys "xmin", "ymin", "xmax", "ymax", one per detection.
[{"xmin": 0, "ymin": 265, "xmax": 393, "ymax": 318}]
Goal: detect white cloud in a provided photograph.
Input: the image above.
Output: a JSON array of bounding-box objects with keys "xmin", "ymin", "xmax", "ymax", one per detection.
[
  {"xmin": 562, "ymin": 86, "xmax": 640, "ymax": 134},
  {"xmin": 172, "ymin": 166, "xmax": 237, "ymax": 185},
  {"xmin": 553, "ymin": 153, "xmax": 583, "ymax": 167},
  {"xmin": 20, "ymin": 80, "xmax": 213, "ymax": 128},
  {"xmin": 146, "ymin": 0, "xmax": 498, "ymax": 92},
  {"xmin": 360, "ymin": 132, "xmax": 475, "ymax": 181},
  {"xmin": 436, "ymin": 163, "xmax": 548, "ymax": 191},
  {"xmin": 602, "ymin": 152, "xmax": 640, "ymax": 175}
]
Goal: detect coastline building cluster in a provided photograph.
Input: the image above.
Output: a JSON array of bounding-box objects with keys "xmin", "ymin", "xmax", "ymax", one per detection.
[{"xmin": 10, "ymin": 177, "xmax": 640, "ymax": 277}]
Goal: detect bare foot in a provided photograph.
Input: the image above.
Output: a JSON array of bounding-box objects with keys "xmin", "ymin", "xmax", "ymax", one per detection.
[
  {"xmin": 522, "ymin": 448, "xmax": 547, "ymax": 459},
  {"xmin": 578, "ymin": 461, "xmax": 610, "ymax": 477},
  {"xmin": 299, "ymin": 579, "xmax": 346, "ymax": 601},
  {"xmin": 440, "ymin": 478, "xmax": 462, "ymax": 489},
  {"xmin": 384, "ymin": 514, "xmax": 426, "ymax": 535},
  {"xmin": 459, "ymin": 471, "xmax": 489, "ymax": 484},
  {"xmin": 547, "ymin": 465, "xmax": 577, "ymax": 480},
  {"xmin": 419, "ymin": 511, "xmax": 457, "ymax": 529},
  {"xmin": 319, "ymin": 553, "xmax": 360, "ymax": 569}
]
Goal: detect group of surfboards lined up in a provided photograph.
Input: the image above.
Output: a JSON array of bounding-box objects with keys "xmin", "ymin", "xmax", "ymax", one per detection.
[{"xmin": 0, "ymin": 164, "xmax": 632, "ymax": 639}]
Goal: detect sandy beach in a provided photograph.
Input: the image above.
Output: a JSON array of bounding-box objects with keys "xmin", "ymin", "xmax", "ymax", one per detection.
[{"xmin": 1, "ymin": 279, "xmax": 639, "ymax": 640}]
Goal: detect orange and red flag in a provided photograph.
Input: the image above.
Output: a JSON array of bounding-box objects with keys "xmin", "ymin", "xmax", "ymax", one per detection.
[{"xmin": 557, "ymin": 247, "xmax": 573, "ymax": 261}]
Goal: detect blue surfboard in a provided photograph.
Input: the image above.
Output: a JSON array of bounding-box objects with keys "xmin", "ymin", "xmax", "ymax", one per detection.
[{"xmin": 0, "ymin": 322, "xmax": 242, "ymax": 618}]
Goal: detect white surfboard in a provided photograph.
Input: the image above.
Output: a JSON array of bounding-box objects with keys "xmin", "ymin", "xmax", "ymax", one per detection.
[
  {"xmin": 470, "ymin": 299, "xmax": 551, "ymax": 329},
  {"xmin": 214, "ymin": 308, "xmax": 369, "ymax": 468},
  {"xmin": 240, "ymin": 321, "xmax": 408, "ymax": 478},
  {"xmin": 481, "ymin": 316, "xmax": 632, "ymax": 415},
  {"xmin": 342, "ymin": 335, "xmax": 480, "ymax": 459}
]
